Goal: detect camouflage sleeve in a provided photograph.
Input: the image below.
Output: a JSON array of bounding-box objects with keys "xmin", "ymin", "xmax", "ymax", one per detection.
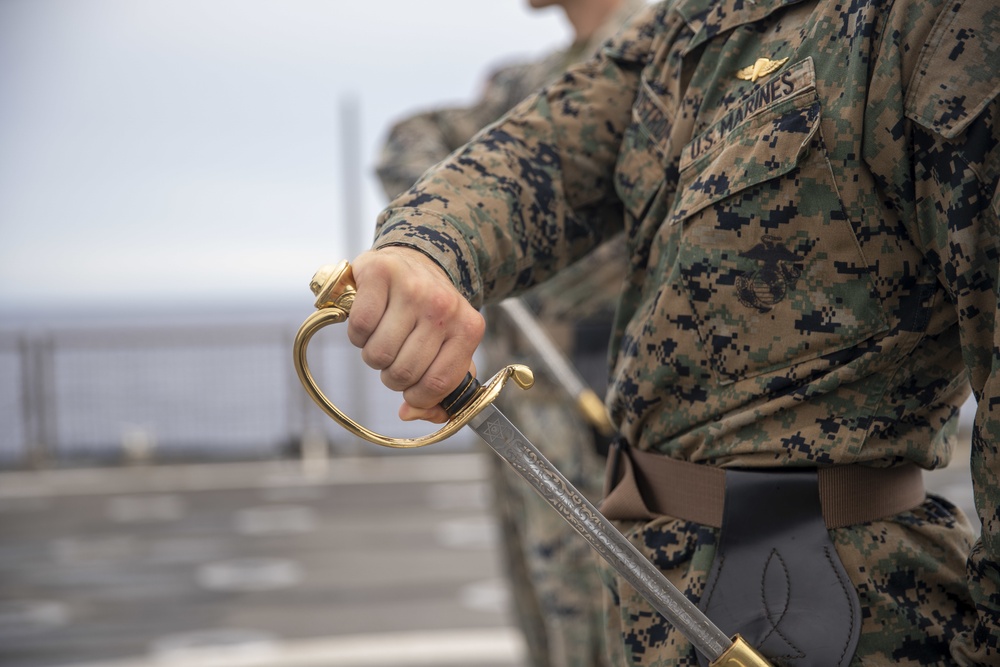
[
  {"xmin": 526, "ymin": 233, "xmax": 628, "ymax": 321},
  {"xmin": 887, "ymin": 5, "xmax": 1000, "ymax": 659},
  {"xmin": 374, "ymin": 61, "xmax": 544, "ymax": 200},
  {"xmin": 373, "ymin": 5, "xmax": 661, "ymax": 308},
  {"xmin": 911, "ymin": 105, "xmax": 1000, "ymax": 666}
]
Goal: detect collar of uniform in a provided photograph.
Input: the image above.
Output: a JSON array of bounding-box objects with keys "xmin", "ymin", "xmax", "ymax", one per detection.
[{"xmin": 674, "ymin": 0, "xmax": 812, "ymax": 54}]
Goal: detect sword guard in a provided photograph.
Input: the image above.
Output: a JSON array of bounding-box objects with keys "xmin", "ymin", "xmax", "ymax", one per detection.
[{"xmin": 293, "ymin": 261, "xmax": 534, "ymax": 448}]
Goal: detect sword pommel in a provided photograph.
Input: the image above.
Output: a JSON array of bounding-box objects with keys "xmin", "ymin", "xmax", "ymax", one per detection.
[{"xmin": 309, "ymin": 260, "xmax": 356, "ymax": 312}]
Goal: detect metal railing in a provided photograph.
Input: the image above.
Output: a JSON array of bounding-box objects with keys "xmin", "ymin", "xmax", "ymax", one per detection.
[{"xmin": 0, "ymin": 319, "xmax": 474, "ymax": 469}]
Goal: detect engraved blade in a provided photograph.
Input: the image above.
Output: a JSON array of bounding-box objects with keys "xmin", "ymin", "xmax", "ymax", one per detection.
[{"xmin": 468, "ymin": 404, "xmax": 732, "ymax": 662}]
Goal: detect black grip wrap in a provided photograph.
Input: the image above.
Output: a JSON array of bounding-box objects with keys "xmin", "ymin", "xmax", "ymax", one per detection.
[{"xmin": 440, "ymin": 372, "xmax": 481, "ymax": 417}]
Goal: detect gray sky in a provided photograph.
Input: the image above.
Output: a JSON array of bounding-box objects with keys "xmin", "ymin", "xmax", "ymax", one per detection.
[{"xmin": 0, "ymin": 0, "xmax": 572, "ymax": 309}]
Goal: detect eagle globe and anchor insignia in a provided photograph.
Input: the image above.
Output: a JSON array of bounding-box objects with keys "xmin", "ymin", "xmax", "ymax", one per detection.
[{"xmin": 735, "ymin": 235, "xmax": 804, "ymax": 312}]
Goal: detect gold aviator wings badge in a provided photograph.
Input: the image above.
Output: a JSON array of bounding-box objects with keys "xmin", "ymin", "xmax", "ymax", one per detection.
[{"xmin": 736, "ymin": 57, "xmax": 789, "ymax": 82}]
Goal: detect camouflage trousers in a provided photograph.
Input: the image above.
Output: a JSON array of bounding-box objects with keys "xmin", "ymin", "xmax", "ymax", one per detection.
[
  {"xmin": 601, "ymin": 494, "xmax": 980, "ymax": 666},
  {"xmin": 491, "ymin": 387, "xmax": 610, "ymax": 667}
]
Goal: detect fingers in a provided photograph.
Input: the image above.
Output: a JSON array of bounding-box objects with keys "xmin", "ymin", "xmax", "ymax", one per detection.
[
  {"xmin": 399, "ymin": 360, "xmax": 478, "ymax": 423},
  {"xmin": 346, "ymin": 254, "xmax": 390, "ymax": 351},
  {"xmin": 347, "ymin": 247, "xmax": 484, "ymax": 419},
  {"xmin": 399, "ymin": 330, "xmax": 482, "ymax": 409}
]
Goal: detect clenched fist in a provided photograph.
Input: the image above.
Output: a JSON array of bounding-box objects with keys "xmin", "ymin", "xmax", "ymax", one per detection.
[{"xmin": 348, "ymin": 246, "xmax": 485, "ymax": 423}]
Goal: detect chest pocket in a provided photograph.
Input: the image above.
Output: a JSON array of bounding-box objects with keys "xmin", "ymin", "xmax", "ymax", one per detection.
[{"xmin": 669, "ymin": 79, "xmax": 888, "ymax": 385}]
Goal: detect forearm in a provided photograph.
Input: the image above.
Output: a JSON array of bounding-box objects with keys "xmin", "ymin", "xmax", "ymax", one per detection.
[
  {"xmin": 375, "ymin": 51, "xmax": 639, "ymax": 308},
  {"xmin": 905, "ymin": 111, "xmax": 1000, "ymax": 663}
]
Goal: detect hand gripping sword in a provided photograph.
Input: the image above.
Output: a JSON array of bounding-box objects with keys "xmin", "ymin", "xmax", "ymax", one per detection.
[{"xmin": 293, "ymin": 261, "xmax": 771, "ymax": 667}]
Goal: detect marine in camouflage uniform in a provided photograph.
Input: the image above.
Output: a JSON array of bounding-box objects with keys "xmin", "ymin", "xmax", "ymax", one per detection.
[
  {"xmin": 361, "ymin": 0, "xmax": 1000, "ymax": 664},
  {"xmin": 376, "ymin": 4, "xmax": 645, "ymax": 666}
]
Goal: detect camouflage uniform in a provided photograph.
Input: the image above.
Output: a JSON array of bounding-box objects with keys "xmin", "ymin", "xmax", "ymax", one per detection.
[
  {"xmin": 376, "ymin": 4, "xmax": 646, "ymax": 667},
  {"xmin": 373, "ymin": 0, "xmax": 1000, "ymax": 664}
]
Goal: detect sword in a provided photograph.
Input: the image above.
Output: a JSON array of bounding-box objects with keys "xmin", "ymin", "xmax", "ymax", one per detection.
[
  {"xmin": 495, "ymin": 297, "xmax": 614, "ymax": 437},
  {"xmin": 293, "ymin": 261, "xmax": 770, "ymax": 667}
]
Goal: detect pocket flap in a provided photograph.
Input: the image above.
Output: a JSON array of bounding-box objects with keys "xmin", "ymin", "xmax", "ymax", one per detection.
[
  {"xmin": 904, "ymin": 0, "xmax": 1000, "ymax": 138},
  {"xmin": 670, "ymin": 59, "xmax": 819, "ymax": 226}
]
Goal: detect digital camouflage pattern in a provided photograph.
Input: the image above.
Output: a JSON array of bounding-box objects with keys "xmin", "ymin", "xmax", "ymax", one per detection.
[
  {"xmin": 375, "ymin": 3, "xmax": 646, "ymax": 667},
  {"xmin": 374, "ymin": 0, "xmax": 1000, "ymax": 664}
]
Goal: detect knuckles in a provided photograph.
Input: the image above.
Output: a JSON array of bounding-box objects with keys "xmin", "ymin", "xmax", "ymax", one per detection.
[
  {"xmin": 418, "ymin": 372, "xmax": 455, "ymax": 399},
  {"xmin": 420, "ymin": 289, "xmax": 458, "ymax": 320},
  {"xmin": 460, "ymin": 310, "xmax": 486, "ymax": 342},
  {"xmin": 380, "ymin": 365, "xmax": 419, "ymax": 391},
  {"xmin": 361, "ymin": 346, "xmax": 396, "ymax": 371},
  {"xmin": 346, "ymin": 310, "xmax": 378, "ymax": 347}
]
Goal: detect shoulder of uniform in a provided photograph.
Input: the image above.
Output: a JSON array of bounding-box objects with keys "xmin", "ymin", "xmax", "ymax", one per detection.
[
  {"xmin": 601, "ymin": 2, "xmax": 669, "ymax": 64},
  {"xmin": 904, "ymin": 0, "xmax": 1000, "ymax": 138},
  {"xmin": 483, "ymin": 58, "xmax": 540, "ymax": 88},
  {"xmin": 479, "ymin": 57, "xmax": 554, "ymax": 106}
]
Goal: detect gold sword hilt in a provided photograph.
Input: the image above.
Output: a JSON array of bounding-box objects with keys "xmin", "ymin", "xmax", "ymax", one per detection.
[{"xmin": 292, "ymin": 260, "xmax": 535, "ymax": 448}]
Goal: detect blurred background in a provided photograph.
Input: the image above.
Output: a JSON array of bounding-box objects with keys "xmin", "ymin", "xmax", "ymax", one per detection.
[
  {"xmin": 0, "ymin": 2, "xmax": 573, "ymax": 665},
  {"xmin": 0, "ymin": 1, "xmax": 978, "ymax": 666},
  {"xmin": 0, "ymin": 0, "xmax": 577, "ymax": 461}
]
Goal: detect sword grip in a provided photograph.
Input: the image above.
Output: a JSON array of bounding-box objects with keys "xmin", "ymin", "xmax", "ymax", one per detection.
[{"xmin": 440, "ymin": 372, "xmax": 481, "ymax": 418}]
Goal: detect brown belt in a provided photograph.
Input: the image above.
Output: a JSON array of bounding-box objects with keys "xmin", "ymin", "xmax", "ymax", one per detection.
[{"xmin": 600, "ymin": 443, "xmax": 926, "ymax": 529}]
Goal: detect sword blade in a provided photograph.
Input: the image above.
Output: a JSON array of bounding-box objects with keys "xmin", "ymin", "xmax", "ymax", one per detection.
[
  {"xmin": 496, "ymin": 298, "xmax": 614, "ymax": 436},
  {"xmin": 468, "ymin": 404, "xmax": 731, "ymax": 662},
  {"xmin": 496, "ymin": 298, "xmax": 591, "ymax": 401}
]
